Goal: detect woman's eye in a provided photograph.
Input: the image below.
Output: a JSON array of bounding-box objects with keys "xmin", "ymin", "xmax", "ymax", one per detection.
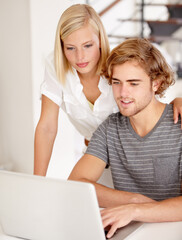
[
  {"xmin": 66, "ymin": 47, "xmax": 74, "ymax": 50},
  {"xmin": 84, "ymin": 44, "xmax": 93, "ymax": 48}
]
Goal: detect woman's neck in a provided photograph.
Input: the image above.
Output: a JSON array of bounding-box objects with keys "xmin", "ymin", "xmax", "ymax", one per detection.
[
  {"xmin": 77, "ymin": 67, "xmax": 98, "ymax": 83},
  {"xmin": 77, "ymin": 70, "xmax": 101, "ymax": 104}
]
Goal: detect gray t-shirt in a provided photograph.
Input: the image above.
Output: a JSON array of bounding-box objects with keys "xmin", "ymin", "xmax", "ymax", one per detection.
[{"xmin": 86, "ymin": 104, "xmax": 182, "ymax": 201}]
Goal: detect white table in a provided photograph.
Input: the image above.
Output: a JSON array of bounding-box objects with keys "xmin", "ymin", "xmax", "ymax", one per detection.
[
  {"xmin": 1, "ymin": 221, "xmax": 182, "ymax": 240},
  {"xmin": 125, "ymin": 221, "xmax": 182, "ymax": 240}
]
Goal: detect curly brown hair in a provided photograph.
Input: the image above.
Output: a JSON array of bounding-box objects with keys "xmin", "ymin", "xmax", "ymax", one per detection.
[{"xmin": 102, "ymin": 38, "xmax": 175, "ymax": 97}]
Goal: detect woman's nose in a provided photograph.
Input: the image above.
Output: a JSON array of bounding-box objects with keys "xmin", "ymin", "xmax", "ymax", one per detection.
[{"xmin": 76, "ymin": 49, "xmax": 84, "ymax": 62}]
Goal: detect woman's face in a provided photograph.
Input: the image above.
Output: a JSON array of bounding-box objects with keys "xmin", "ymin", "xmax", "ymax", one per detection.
[{"xmin": 63, "ymin": 24, "xmax": 100, "ymax": 76}]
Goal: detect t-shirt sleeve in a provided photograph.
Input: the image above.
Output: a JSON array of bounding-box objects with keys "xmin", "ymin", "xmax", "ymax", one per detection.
[
  {"xmin": 40, "ymin": 55, "xmax": 63, "ymax": 107},
  {"xmin": 86, "ymin": 118, "xmax": 109, "ymax": 165}
]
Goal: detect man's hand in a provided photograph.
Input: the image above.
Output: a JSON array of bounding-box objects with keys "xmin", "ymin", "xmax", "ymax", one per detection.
[
  {"xmin": 101, "ymin": 195, "xmax": 182, "ymax": 238},
  {"xmin": 101, "ymin": 204, "xmax": 137, "ymax": 239}
]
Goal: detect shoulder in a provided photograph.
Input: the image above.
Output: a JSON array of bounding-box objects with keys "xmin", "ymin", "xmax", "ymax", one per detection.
[
  {"xmin": 164, "ymin": 104, "xmax": 179, "ymax": 123},
  {"xmin": 161, "ymin": 104, "xmax": 181, "ymax": 130},
  {"xmin": 45, "ymin": 52, "xmax": 55, "ymax": 73},
  {"xmin": 44, "ymin": 52, "xmax": 60, "ymax": 86},
  {"xmin": 44, "ymin": 52, "xmax": 78, "ymax": 87},
  {"xmin": 99, "ymin": 112, "xmax": 123, "ymax": 129},
  {"xmin": 108, "ymin": 112, "xmax": 124, "ymax": 123}
]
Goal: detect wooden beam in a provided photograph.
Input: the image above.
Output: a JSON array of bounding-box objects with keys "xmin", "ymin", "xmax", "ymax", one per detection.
[
  {"xmin": 108, "ymin": 34, "xmax": 182, "ymax": 42},
  {"xmin": 99, "ymin": 0, "xmax": 121, "ymax": 16}
]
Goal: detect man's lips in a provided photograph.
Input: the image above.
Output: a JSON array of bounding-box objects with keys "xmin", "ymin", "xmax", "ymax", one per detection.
[
  {"xmin": 120, "ymin": 99, "xmax": 134, "ymax": 107},
  {"xmin": 76, "ymin": 62, "xmax": 89, "ymax": 68}
]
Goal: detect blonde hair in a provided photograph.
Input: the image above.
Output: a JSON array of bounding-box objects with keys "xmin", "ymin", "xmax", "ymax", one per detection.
[
  {"xmin": 103, "ymin": 38, "xmax": 175, "ymax": 97},
  {"xmin": 54, "ymin": 4, "xmax": 110, "ymax": 84}
]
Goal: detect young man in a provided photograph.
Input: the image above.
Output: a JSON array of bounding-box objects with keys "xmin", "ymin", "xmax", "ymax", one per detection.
[{"xmin": 68, "ymin": 38, "xmax": 182, "ymax": 238}]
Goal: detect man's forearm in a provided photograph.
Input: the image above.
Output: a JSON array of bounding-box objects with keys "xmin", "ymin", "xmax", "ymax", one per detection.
[
  {"xmin": 79, "ymin": 178, "xmax": 155, "ymax": 208},
  {"xmin": 68, "ymin": 154, "xmax": 154, "ymax": 207},
  {"xmin": 134, "ymin": 196, "xmax": 182, "ymax": 223}
]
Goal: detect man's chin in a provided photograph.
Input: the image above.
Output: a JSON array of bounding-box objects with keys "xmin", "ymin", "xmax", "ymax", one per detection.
[{"xmin": 118, "ymin": 107, "xmax": 133, "ymax": 117}]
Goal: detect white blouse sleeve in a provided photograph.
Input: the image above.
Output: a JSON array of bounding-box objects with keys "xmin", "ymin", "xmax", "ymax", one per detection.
[{"xmin": 40, "ymin": 54, "xmax": 63, "ymax": 107}]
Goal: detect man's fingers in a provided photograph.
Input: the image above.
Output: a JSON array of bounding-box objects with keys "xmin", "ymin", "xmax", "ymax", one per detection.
[{"xmin": 106, "ymin": 223, "xmax": 118, "ymax": 239}]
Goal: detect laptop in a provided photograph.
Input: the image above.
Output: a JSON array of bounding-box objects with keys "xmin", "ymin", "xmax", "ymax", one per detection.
[{"xmin": 0, "ymin": 170, "xmax": 142, "ymax": 240}]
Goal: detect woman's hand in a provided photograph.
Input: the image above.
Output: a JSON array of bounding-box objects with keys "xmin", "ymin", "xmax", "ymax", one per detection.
[{"xmin": 171, "ymin": 97, "xmax": 182, "ymax": 129}]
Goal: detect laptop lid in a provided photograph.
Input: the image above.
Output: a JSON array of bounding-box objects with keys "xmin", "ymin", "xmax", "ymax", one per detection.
[{"xmin": 0, "ymin": 170, "xmax": 106, "ymax": 240}]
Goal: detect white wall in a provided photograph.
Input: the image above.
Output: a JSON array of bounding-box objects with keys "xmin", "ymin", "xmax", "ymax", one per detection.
[{"xmin": 0, "ymin": 0, "xmax": 33, "ymax": 173}]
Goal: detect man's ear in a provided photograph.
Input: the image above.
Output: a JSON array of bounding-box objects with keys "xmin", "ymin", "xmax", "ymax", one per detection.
[{"xmin": 152, "ymin": 79, "xmax": 161, "ymax": 92}]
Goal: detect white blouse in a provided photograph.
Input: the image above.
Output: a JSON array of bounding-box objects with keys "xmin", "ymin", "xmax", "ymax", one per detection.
[{"xmin": 41, "ymin": 53, "xmax": 119, "ymax": 140}]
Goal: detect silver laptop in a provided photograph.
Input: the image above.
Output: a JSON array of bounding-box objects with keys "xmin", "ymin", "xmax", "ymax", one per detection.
[{"xmin": 0, "ymin": 170, "xmax": 142, "ymax": 240}]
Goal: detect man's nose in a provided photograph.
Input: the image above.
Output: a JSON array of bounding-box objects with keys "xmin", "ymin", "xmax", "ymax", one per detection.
[{"xmin": 119, "ymin": 84, "xmax": 129, "ymax": 97}]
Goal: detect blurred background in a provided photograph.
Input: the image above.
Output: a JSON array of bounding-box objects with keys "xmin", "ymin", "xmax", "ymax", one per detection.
[{"xmin": 0, "ymin": 0, "xmax": 182, "ymax": 179}]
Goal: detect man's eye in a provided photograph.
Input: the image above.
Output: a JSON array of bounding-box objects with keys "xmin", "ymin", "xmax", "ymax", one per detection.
[
  {"xmin": 131, "ymin": 82, "xmax": 138, "ymax": 86},
  {"xmin": 112, "ymin": 81, "xmax": 120, "ymax": 85}
]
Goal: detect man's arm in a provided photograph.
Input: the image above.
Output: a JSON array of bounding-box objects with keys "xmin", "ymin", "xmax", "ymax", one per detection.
[
  {"xmin": 68, "ymin": 154, "xmax": 155, "ymax": 208},
  {"xmin": 101, "ymin": 196, "xmax": 182, "ymax": 239}
]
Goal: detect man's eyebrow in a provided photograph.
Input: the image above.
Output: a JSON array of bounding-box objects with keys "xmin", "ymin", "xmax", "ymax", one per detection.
[
  {"xmin": 111, "ymin": 78, "xmax": 142, "ymax": 82},
  {"xmin": 127, "ymin": 79, "xmax": 142, "ymax": 82}
]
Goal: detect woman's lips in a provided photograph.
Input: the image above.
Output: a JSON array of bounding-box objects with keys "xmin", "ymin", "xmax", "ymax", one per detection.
[{"xmin": 76, "ymin": 62, "xmax": 89, "ymax": 68}]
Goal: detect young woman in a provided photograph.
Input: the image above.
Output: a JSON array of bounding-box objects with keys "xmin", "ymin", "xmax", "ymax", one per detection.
[{"xmin": 34, "ymin": 4, "xmax": 182, "ymax": 176}]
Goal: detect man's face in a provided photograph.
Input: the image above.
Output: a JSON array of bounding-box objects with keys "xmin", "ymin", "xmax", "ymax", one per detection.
[{"xmin": 112, "ymin": 60, "xmax": 157, "ymax": 118}]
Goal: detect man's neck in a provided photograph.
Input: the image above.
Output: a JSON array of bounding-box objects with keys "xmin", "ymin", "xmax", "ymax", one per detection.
[{"xmin": 129, "ymin": 100, "xmax": 166, "ymax": 137}]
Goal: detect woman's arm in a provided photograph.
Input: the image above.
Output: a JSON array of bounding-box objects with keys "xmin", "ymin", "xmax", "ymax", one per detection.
[
  {"xmin": 171, "ymin": 97, "xmax": 182, "ymax": 128},
  {"xmin": 34, "ymin": 95, "xmax": 59, "ymax": 176}
]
